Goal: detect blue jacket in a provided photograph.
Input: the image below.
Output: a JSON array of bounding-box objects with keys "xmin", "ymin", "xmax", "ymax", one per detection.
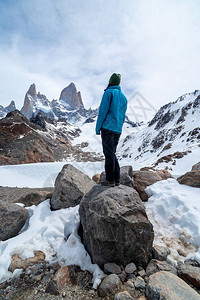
[{"xmin": 96, "ymin": 86, "xmax": 127, "ymax": 134}]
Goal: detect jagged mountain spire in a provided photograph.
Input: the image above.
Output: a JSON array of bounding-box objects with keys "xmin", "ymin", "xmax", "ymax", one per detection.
[
  {"xmin": 21, "ymin": 83, "xmax": 37, "ymax": 119},
  {"xmin": 59, "ymin": 82, "xmax": 84, "ymax": 110}
]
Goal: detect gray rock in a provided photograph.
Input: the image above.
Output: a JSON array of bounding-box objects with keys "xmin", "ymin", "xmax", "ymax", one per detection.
[
  {"xmin": 177, "ymin": 262, "xmax": 200, "ymax": 288},
  {"xmin": 146, "ymin": 271, "xmax": 200, "ymax": 300},
  {"xmin": 125, "ymin": 263, "xmax": 137, "ymax": 274},
  {"xmin": 118, "ymin": 271, "xmax": 127, "ymax": 282},
  {"xmin": 0, "ymin": 201, "xmax": 28, "ymax": 241},
  {"xmin": 98, "ymin": 274, "xmax": 121, "ymax": 297},
  {"xmin": 114, "ymin": 291, "xmax": 135, "ymax": 300},
  {"xmin": 126, "ymin": 274, "xmax": 137, "ymax": 282},
  {"xmin": 104, "ymin": 263, "xmax": 121, "ymax": 274},
  {"xmin": 0, "ymin": 186, "xmax": 53, "ymax": 207},
  {"xmin": 152, "ymin": 245, "xmax": 170, "ymax": 261},
  {"xmin": 51, "ymin": 164, "xmax": 95, "ymax": 210},
  {"xmin": 138, "ymin": 269, "xmax": 146, "ymax": 277},
  {"xmin": 192, "ymin": 162, "xmax": 200, "ymax": 171},
  {"xmin": 146, "ymin": 259, "xmax": 177, "ymax": 277},
  {"xmin": 79, "ymin": 185, "xmax": 154, "ymax": 268},
  {"xmin": 134, "ymin": 276, "xmax": 145, "ymax": 289}
]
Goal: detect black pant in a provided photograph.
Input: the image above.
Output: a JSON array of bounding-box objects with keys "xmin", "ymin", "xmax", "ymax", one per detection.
[{"xmin": 101, "ymin": 129, "xmax": 121, "ymax": 183}]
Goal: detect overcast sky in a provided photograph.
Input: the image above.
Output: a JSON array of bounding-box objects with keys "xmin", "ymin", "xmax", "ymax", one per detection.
[{"xmin": 0, "ymin": 0, "xmax": 199, "ymax": 115}]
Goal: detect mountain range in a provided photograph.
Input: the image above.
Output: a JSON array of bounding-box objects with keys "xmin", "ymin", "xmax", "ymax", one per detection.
[{"xmin": 0, "ymin": 83, "xmax": 199, "ymax": 171}]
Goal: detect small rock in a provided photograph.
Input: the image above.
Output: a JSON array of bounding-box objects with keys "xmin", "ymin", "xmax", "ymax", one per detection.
[
  {"xmin": 118, "ymin": 271, "xmax": 127, "ymax": 282},
  {"xmin": 9, "ymin": 251, "xmax": 45, "ymax": 273},
  {"xmin": 177, "ymin": 262, "xmax": 200, "ymax": 288},
  {"xmin": 134, "ymin": 276, "xmax": 145, "ymax": 289},
  {"xmin": 45, "ymin": 266, "xmax": 70, "ymax": 295},
  {"xmin": 92, "ymin": 174, "xmax": 100, "ymax": 184},
  {"xmin": 146, "ymin": 259, "xmax": 177, "ymax": 277},
  {"xmin": 125, "ymin": 280, "xmax": 135, "ymax": 289},
  {"xmin": 98, "ymin": 274, "xmax": 121, "ymax": 297},
  {"xmin": 126, "ymin": 274, "xmax": 136, "ymax": 282},
  {"xmin": 104, "ymin": 263, "xmax": 121, "ymax": 274},
  {"xmin": 138, "ymin": 269, "xmax": 146, "ymax": 277},
  {"xmin": 114, "ymin": 291, "xmax": 134, "ymax": 300},
  {"xmin": 152, "ymin": 245, "xmax": 170, "ymax": 261},
  {"xmin": 146, "ymin": 271, "xmax": 200, "ymax": 300},
  {"xmin": 125, "ymin": 263, "xmax": 137, "ymax": 274}
]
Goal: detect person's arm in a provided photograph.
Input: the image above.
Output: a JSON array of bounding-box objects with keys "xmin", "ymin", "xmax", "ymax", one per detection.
[{"xmin": 95, "ymin": 91, "xmax": 112, "ymax": 135}]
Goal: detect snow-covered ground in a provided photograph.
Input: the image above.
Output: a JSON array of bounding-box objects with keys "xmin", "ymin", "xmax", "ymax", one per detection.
[
  {"xmin": 145, "ymin": 179, "xmax": 200, "ymax": 265},
  {"xmin": 0, "ymin": 200, "xmax": 104, "ymax": 287},
  {"xmin": 0, "ymin": 160, "xmax": 200, "ymax": 287}
]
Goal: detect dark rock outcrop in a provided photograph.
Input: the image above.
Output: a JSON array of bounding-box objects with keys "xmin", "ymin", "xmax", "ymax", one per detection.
[
  {"xmin": 51, "ymin": 164, "xmax": 95, "ymax": 210},
  {"xmin": 79, "ymin": 185, "xmax": 154, "ymax": 268},
  {"xmin": 0, "ymin": 201, "xmax": 28, "ymax": 241},
  {"xmin": 146, "ymin": 271, "xmax": 200, "ymax": 300},
  {"xmin": 0, "ymin": 110, "xmax": 98, "ymax": 165}
]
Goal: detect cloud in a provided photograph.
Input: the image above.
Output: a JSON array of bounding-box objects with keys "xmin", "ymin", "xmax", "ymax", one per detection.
[{"xmin": 0, "ymin": 0, "xmax": 199, "ymax": 119}]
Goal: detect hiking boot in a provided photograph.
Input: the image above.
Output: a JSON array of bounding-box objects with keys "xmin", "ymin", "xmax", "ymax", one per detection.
[
  {"xmin": 100, "ymin": 179, "xmax": 115, "ymax": 187},
  {"xmin": 115, "ymin": 182, "xmax": 120, "ymax": 186}
]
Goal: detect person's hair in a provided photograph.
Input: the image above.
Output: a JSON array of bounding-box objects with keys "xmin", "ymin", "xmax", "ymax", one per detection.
[{"xmin": 104, "ymin": 83, "xmax": 116, "ymax": 91}]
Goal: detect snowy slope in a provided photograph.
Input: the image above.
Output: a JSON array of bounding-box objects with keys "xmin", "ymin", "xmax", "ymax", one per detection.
[{"xmin": 118, "ymin": 90, "xmax": 200, "ymax": 172}]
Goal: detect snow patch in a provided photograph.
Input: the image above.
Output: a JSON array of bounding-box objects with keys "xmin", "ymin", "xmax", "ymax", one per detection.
[
  {"xmin": 0, "ymin": 200, "xmax": 104, "ymax": 288},
  {"xmin": 145, "ymin": 179, "xmax": 200, "ymax": 264}
]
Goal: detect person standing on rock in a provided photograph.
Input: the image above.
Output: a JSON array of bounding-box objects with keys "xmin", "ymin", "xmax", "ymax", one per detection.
[{"xmin": 96, "ymin": 73, "xmax": 127, "ymax": 187}]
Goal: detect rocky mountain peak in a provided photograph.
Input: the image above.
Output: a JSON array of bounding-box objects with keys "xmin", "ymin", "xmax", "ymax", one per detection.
[
  {"xmin": 59, "ymin": 82, "xmax": 84, "ymax": 110},
  {"xmin": 21, "ymin": 84, "xmax": 38, "ymax": 119},
  {"xmin": 5, "ymin": 101, "xmax": 16, "ymax": 111},
  {"xmin": 0, "ymin": 101, "xmax": 16, "ymax": 119},
  {"xmin": 27, "ymin": 83, "xmax": 37, "ymax": 98}
]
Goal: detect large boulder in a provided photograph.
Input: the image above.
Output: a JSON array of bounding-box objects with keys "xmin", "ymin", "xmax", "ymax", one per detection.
[
  {"xmin": 133, "ymin": 169, "xmax": 172, "ymax": 201},
  {"xmin": 79, "ymin": 185, "xmax": 154, "ymax": 268},
  {"xmin": 177, "ymin": 262, "xmax": 200, "ymax": 288},
  {"xmin": 146, "ymin": 271, "xmax": 200, "ymax": 300},
  {"xmin": 0, "ymin": 187, "xmax": 53, "ymax": 207},
  {"xmin": 177, "ymin": 170, "xmax": 200, "ymax": 188},
  {"xmin": 51, "ymin": 164, "xmax": 95, "ymax": 210},
  {"xmin": 0, "ymin": 201, "xmax": 28, "ymax": 241}
]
